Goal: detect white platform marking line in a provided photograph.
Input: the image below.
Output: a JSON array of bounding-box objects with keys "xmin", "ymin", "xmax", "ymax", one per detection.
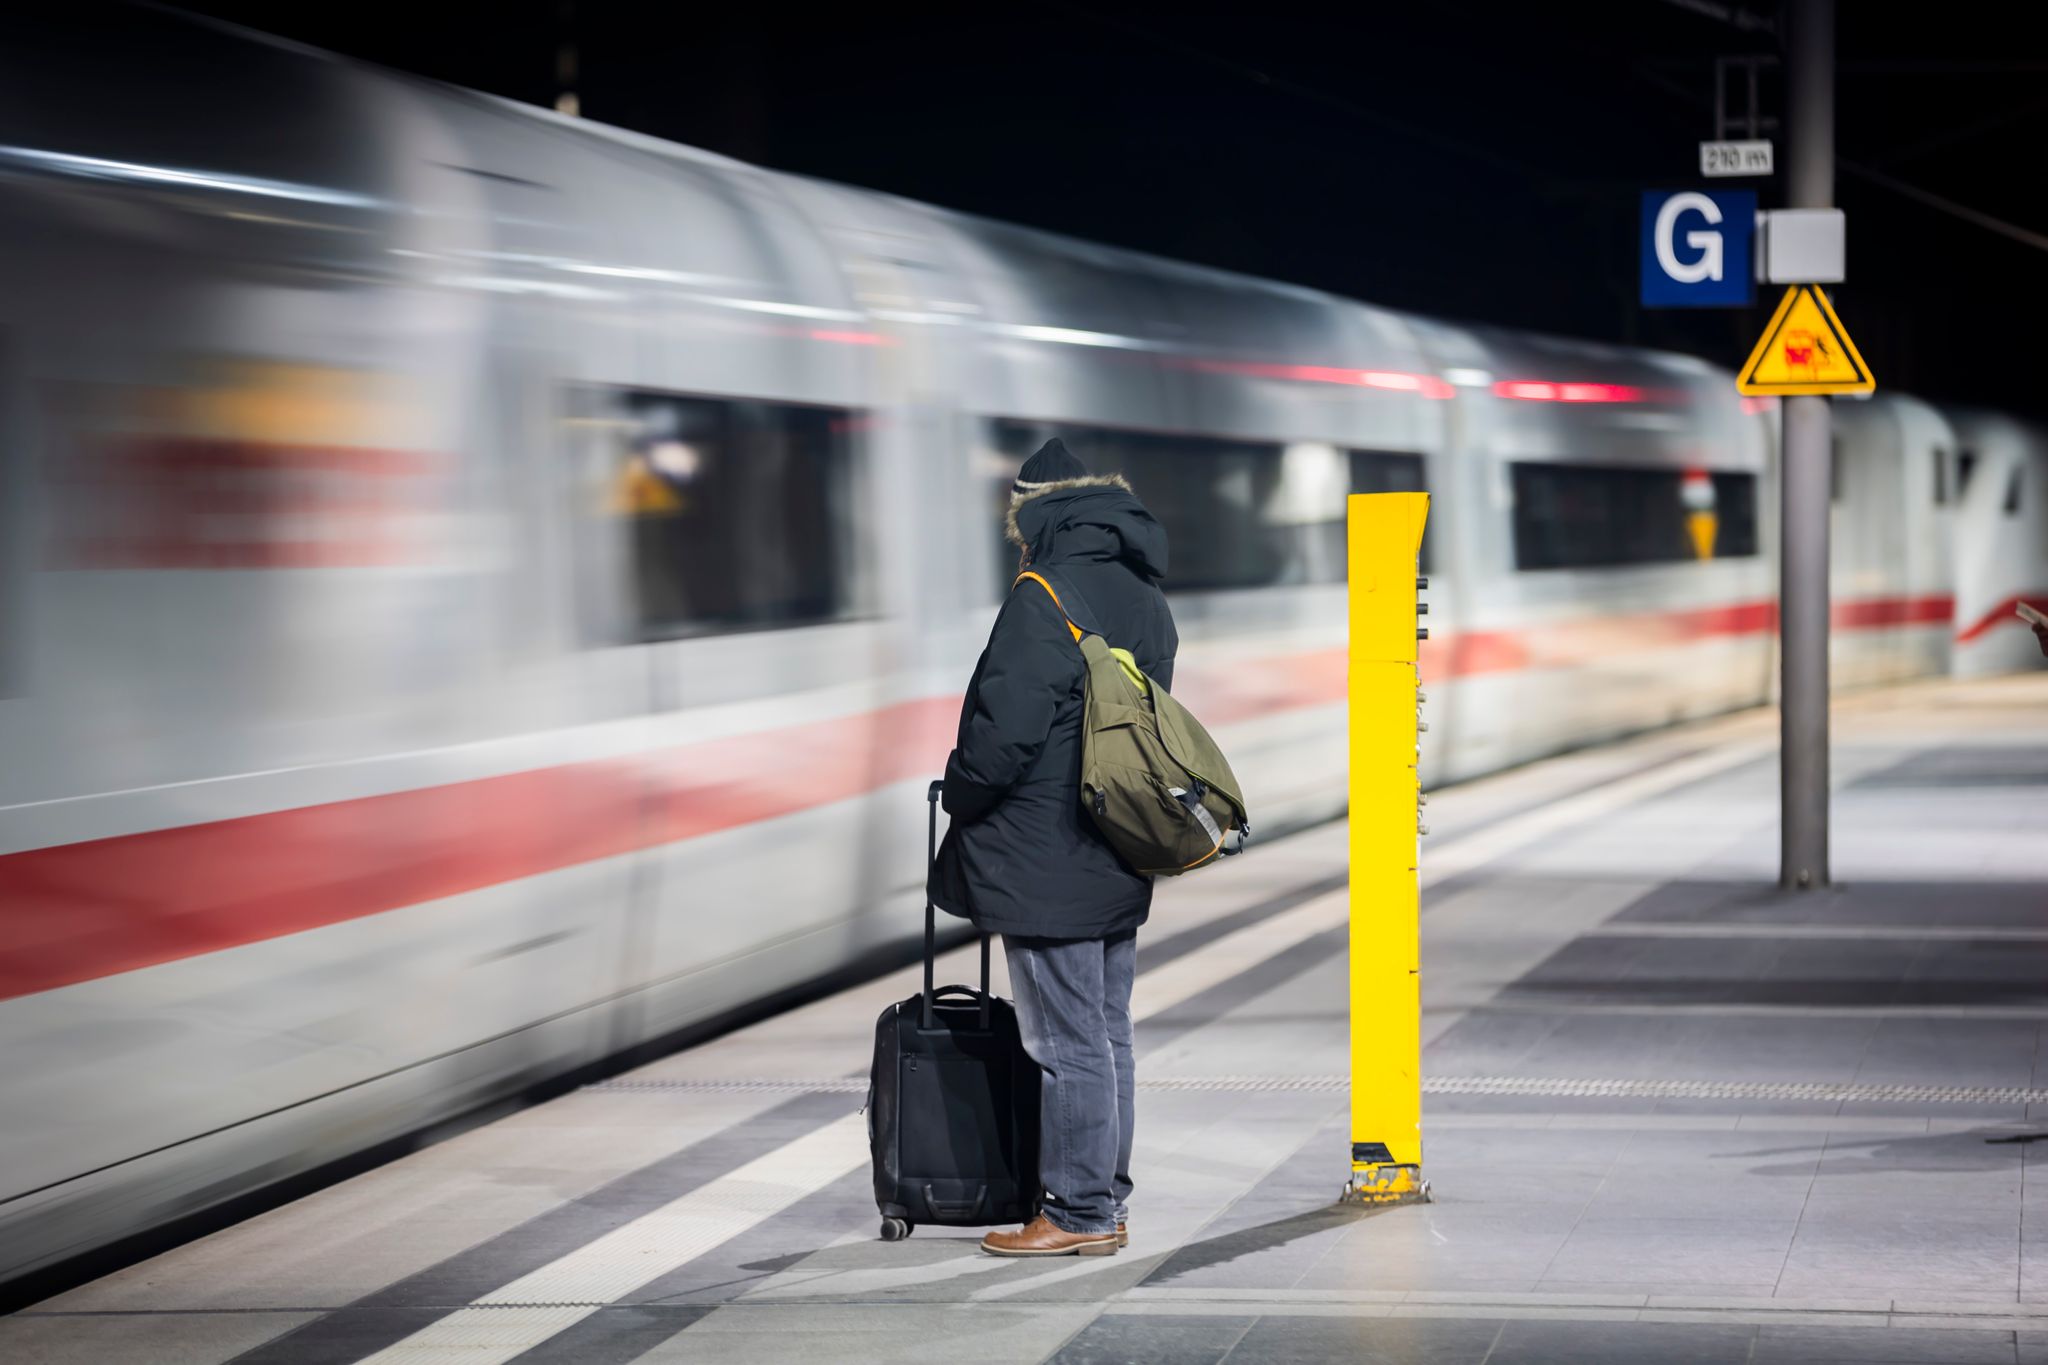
[
  {"xmin": 1127, "ymin": 746, "xmax": 1765, "ymax": 1027},
  {"xmin": 350, "ymin": 1115, "xmax": 866, "ymax": 1364},
  {"xmin": 1131, "ymin": 891, "xmax": 1347, "ymax": 1019},
  {"xmin": 1418, "ymin": 739, "xmax": 1774, "ymax": 889},
  {"xmin": 353, "ymin": 1307, "xmax": 596, "ymax": 1364}
]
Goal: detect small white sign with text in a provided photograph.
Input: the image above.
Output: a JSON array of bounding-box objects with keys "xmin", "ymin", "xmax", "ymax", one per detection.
[{"xmin": 1700, "ymin": 140, "xmax": 1774, "ymax": 177}]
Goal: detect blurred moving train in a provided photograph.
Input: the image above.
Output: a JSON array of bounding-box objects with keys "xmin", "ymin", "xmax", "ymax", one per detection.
[{"xmin": 2, "ymin": 7, "xmax": 2045, "ymax": 1288}]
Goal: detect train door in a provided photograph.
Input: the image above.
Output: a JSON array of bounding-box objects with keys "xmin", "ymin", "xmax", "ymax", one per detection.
[
  {"xmin": 779, "ymin": 182, "xmax": 998, "ymax": 940},
  {"xmin": 580, "ymin": 157, "xmax": 897, "ymax": 1044},
  {"xmin": 1830, "ymin": 399, "xmax": 1904, "ymax": 685},
  {"xmin": 1895, "ymin": 399, "xmax": 1959, "ymax": 680}
]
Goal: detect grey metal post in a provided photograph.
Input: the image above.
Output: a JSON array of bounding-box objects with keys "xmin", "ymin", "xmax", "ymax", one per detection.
[{"xmin": 1780, "ymin": 0, "xmax": 1833, "ymax": 889}]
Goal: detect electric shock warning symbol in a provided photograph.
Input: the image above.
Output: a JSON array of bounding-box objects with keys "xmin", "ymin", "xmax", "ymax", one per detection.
[
  {"xmin": 1780, "ymin": 329, "xmax": 1828, "ymax": 374},
  {"xmin": 1736, "ymin": 284, "xmax": 1875, "ymax": 396}
]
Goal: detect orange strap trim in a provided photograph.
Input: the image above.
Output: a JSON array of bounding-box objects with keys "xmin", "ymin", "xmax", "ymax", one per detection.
[
  {"xmin": 1141, "ymin": 836, "xmax": 1225, "ymax": 877},
  {"xmin": 1014, "ymin": 571, "xmax": 1084, "ymax": 643}
]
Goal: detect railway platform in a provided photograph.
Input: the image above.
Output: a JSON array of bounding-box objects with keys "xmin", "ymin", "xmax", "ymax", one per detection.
[{"xmin": 9, "ymin": 672, "xmax": 2048, "ymax": 1365}]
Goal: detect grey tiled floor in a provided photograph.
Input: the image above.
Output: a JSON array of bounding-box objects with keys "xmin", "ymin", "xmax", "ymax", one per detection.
[
  {"xmin": 11, "ymin": 674, "xmax": 2048, "ymax": 1364},
  {"xmin": 1054, "ymin": 1315, "xmax": 2048, "ymax": 1365}
]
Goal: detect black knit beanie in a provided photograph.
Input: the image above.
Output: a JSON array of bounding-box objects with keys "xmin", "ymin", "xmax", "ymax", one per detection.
[{"xmin": 1011, "ymin": 437, "xmax": 1089, "ymax": 497}]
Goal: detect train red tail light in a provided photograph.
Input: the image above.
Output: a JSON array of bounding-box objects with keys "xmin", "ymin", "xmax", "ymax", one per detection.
[
  {"xmin": 1493, "ymin": 380, "xmax": 1646, "ymax": 403},
  {"xmin": 1176, "ymin": 359, "xmax": 1453, "ymax": 399},
  {"xmin": 1359, "ymin": 370, "xmax": 1457, "ymax": 400}
]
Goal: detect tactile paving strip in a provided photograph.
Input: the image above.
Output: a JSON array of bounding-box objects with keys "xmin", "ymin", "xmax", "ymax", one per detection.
[
  {"xmin": 587, "ymin": 1075, "xmax": 2048, "ymax": 1104},
  {"xmin": 1426, "ymin": 1076, "xmax": 2048, "ymax": 1104}
]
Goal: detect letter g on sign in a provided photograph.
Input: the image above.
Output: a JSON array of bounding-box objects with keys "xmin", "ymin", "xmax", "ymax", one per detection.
[
  {"xmin": 1640, "ymin": 188, "xmax": 1752, "ymax": 308},
  {"xmin": 1654, "ymin": 192, "xmax": 1724, "ymax": 284}
]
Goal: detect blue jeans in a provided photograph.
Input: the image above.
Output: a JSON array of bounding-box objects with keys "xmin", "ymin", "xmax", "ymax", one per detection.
[{"xmin": 1002, "ymin": 930, "xmax": 1136, "ymax": 1236}]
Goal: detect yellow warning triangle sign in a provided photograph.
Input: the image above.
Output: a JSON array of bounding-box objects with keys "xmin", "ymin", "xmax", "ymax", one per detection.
[{"xmin": 1737, "ymin": 284, "xmax": 1875, "ymax": 396}]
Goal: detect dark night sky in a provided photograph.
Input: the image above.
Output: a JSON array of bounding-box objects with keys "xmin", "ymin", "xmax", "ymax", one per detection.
[{"xmin": 179, "ymin": 1, "xmax": 2048, "ymax": 415}]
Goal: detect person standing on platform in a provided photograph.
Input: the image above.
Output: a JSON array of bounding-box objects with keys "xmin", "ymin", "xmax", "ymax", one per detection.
[{"xmin": 930, "ymin": 437, "xmax": 1178, "ymax": 1258}]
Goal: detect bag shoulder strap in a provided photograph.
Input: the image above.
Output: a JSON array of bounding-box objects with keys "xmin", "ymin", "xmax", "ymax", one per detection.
[
  {"xmin": 1014, "ymin": 571, "xmax": 1084, "ymax": 644},
  {"xmin": 1017, "ymin": 571, "xmax": 1151, "ymax": 698}
]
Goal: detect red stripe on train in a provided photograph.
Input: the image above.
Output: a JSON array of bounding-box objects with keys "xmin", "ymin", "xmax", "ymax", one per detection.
[
  {"xmin": 1436, "ymin": 599, "xmax": 1782, "ymax": 679},
  {"xmin": 0, "ymin": 697, "xmax": 959, "ymax": 1003},
  {"xmin": 0, "ymin": 589, "xmax": 1960, "ymax": 1002},
  {"xmin": 1179, "ymin": 593, "xmax": 1950, "ymax": 710},
  {"xmin": 1954, "ymin": 592, "xmax": 2048, "ymax": 644},
  {"xmin": 1833, "ymin": 594, "xmax": 1954, "ymax": 629}
]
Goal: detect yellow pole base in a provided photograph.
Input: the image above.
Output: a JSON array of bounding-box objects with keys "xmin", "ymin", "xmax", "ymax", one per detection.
[{"xmin": 1344, "ymin": 1162, "xmax": 1430, "ymax": 1206}]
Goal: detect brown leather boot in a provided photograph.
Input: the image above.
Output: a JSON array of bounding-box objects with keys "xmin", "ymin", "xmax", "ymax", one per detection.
[
  {"xmin": 981, "ymin": 1214, "xmax": 1119, "ymax": 1257},
  {"xmin": 1117, "ymin": 1221, "xmax": 1128, "ymax": 1248}
]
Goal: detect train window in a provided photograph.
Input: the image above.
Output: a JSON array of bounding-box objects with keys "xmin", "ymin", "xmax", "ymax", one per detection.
[
  {"xmin": 2005, "ymin": 467, "xmax": 2024, "ymax": 517},
  {"xmin": 1710, "ymin": 471, "xmax": 1761, "ymax": 557},
  {"xmin": 0, "ymin": 362, "xmax": 14, "ymax": 696},
  {"xmin": 1958, "ymin": 449, "xmax": 1977, "ymax": 495},
  {"xmin": 1350, "ymin": 449, "xmax": 1433, "ymax": 575},
  {"xmin": 1933, "ymin": 448, "xmax": 1950, "ymax": 506},
  {"xmin": 986, "ymin": 420, "xmax": 1429, "ymax": 590},
  {"xmin": 574, "ymin": 388, "xmax": 863, "ymax": 641},
  {"xmin": 1510, "ymin": 462, "xmax": 1761, "ymax": 571},
  {"xmin": 1351, "ymin": 449, "xmax": 1429, "ymax": 495}
]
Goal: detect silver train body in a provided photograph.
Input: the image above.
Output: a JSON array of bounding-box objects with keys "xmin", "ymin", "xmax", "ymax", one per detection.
[{"xmin": 2, "ymin": 10, "xmax": 2043, "ymax": 1283}]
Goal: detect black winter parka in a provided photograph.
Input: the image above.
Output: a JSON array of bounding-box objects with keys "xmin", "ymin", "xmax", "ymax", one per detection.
[{"xmin": 929, "ymin": 477, "xmax": 1178, "ymax": 939}]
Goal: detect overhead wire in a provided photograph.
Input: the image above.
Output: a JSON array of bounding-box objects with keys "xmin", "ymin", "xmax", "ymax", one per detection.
[
  {"xmin": 1049, "ymin": 2, "xmax": 1570, "ymax": 190},
  {"xmin": 1839, "ymin": 159, "xmax": 2048, "ymax": 255}
]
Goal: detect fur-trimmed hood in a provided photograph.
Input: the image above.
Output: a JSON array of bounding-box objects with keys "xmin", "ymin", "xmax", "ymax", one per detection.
[
  {"xmin": 1006, "ymin": 472, "xmax": 1169, "ymax": 580},
  {"xmin": 1004, "ymin": 472, "xmax": 1130, "ymax": 547}
]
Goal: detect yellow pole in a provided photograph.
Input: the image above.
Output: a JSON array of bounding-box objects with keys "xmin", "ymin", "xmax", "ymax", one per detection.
[{"xmin": 1345, "ymin": 491, "xmax": 1430, "ymax": 1204}]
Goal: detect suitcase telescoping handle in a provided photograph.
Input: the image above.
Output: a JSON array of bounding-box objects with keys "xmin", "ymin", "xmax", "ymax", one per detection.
[{"xmin": 924, "ymin": 779, "xmax": 992, "ymax": 1031}]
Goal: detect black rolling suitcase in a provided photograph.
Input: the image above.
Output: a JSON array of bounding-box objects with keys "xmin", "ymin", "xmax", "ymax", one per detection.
[{"xmin": 867, "ymin": 780, "xmax": 1041, "ymax": 1241}]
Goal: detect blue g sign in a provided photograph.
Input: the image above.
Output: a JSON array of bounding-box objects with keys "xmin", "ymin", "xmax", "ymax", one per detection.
[{"xmin": 1640, "ymin": 189, "xmax": 1755, "ymax": 308}]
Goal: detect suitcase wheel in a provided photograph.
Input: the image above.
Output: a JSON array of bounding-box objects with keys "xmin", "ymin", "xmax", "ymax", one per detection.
[{"xmin": 879, "ymin": 1216, "xmax": 914, "ymax": 1242}]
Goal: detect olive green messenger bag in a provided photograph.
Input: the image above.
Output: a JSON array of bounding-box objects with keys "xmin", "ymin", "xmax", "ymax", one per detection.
[{"xmin": 1016, "ymin": 571, "xmax": 1250, "ymax": 876}]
